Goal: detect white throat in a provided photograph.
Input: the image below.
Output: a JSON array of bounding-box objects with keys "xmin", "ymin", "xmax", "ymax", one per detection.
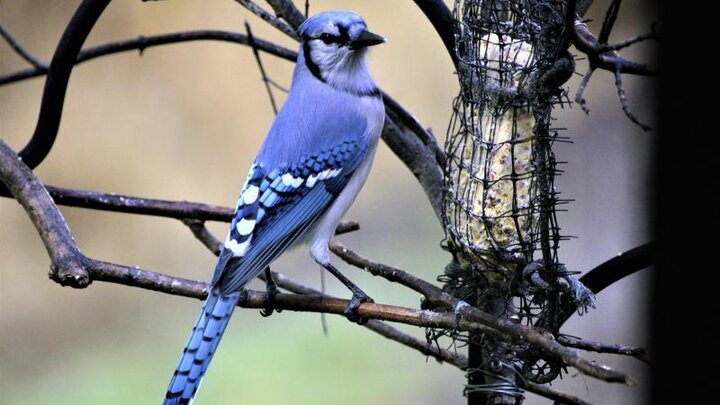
[{"xmin": 302, "ymin": 44, "xmax": 379, "ymax": 97}]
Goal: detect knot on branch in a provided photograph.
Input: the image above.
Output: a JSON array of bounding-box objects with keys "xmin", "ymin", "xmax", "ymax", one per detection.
[{"xmin": 49, "ymin": 255, "xmax": 91, "ymax": 288}]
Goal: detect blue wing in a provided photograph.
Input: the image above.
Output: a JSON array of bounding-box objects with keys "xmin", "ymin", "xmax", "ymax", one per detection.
[{"xmin": 211, "ymin": 138, "xmax": 368, "ymax": 295}]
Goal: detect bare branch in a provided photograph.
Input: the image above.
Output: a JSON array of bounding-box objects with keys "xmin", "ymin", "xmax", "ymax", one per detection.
[
  {"xmin": 551, "ymin": 243, "xmax": 654, "ymax": 328},
  {"xmin": 566, "ymin": 1, "xmax": 656, "ymax": 77},
  {"xmin": 557, "ymin": 335, "xmax": 650, "ymax": 363},
  {"xmin": 613, "ymin": 65, "xmax": 651, "ymax": 131},
  {"xmin": 574, "ymin": 66, "xmax": 595, "ymax": 114},
  {"xmin": 380, "ymin": 115, "xmax": 445, "ymax": 222},
  {"xmin": 233, "ymin": 0, "xmax": 299, "ymax": 40},
  {"xmin": 330, "ymin": 241, "xmax": 634, "ymax": 384},
  {"xmin": 0, "ymin": 23, "xmax": 48, "ymax": 69},
  {"xmin": 0, "ymin": 139, "xmax": 89, "ymax": 287},
  {"xmin": 265, "ymin": 0, "xmax": 305, "ymax": 30},
  {"xmin": 0, "ymin": 30, "xmax": 297, "ymax": 86},
  {"xmin": 182, "ymin": 219, "xmax": 222, "ymax": 255},
  {"xmin": 180, "ymin": 219, "xmax": 466, "ymax": 367},
  {"xmin": 245, "ymin": 21, "xmax": 279, "ymax": 114},
  {"xmin": 17, "ymin": 0, "xmax": 111, "ymax": 171},
  {"xmin": 382, "ymin": 91, "xmax": 446, "ymax": 167},
  {"xmin": 0, "ymin": 30, "xmax": 444, "ymax": 223},
  {"xmin": 1, "ymin": 135, "xmax": 631, "ymax": 385},
  {"xmin": 412, "ymin": 0, "xmax": 457, "ymax": 69}
]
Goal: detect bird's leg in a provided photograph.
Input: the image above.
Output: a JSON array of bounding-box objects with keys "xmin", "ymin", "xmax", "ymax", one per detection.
[
  {"xmin": 322, "ymin": 262, "xmax": 373, "ymax": 324},
  {"xmin": 260, "ymin": 267, "xmax": 280, "ymax": 317}
]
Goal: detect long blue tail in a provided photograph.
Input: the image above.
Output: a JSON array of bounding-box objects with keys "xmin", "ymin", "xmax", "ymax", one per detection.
[{"xmin": 164, "ymin": 289, "xmax": 241, "ymax": 404}]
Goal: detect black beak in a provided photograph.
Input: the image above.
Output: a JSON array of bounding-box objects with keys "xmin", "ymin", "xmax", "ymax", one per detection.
[{"xmin": 349, "ymin": 30, "xmax": 385, "ymax": 50}]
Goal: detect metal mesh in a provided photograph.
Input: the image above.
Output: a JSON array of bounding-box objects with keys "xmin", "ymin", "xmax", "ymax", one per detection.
[{"xmin": 439, "ymin": 0, "xmax": 591, "ymax": 394}]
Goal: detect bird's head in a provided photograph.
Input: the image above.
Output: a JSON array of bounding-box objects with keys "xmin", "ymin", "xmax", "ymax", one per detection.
[{"xmin": 298, "ymin": 11, "xmax": 384, "ymax": 90}]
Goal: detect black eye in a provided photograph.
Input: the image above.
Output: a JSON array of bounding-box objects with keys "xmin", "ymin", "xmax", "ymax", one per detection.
[{"xmin": 319, "ymin": 33, "xmax": 335, "ymax": 44}]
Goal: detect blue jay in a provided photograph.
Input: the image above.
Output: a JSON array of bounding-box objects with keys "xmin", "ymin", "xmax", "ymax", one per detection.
[{"xmin": 164, "ymin": 11, "xmax": 385, "ymax": 404}]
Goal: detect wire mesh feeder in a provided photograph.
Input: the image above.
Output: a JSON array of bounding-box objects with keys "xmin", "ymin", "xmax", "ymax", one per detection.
[{"xmin": 438, "ymin": 0, "xmax": 595, "ymax": 398}]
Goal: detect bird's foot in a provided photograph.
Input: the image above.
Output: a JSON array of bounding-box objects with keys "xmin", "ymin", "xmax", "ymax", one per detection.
[
  {"xmin": 260, "ymin": 268, "xmax": 281, "ymax": 317},
  {"xmin": 344, "ymin": 292, "xmax": 373, "ymax": 324}
]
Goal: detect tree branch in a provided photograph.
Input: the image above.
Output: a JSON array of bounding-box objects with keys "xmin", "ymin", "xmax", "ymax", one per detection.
[
  {"xmin": 0, "ymin": 30, "xmax": 296, "ymax": 86},
  {"xmin": 557, "ymin": 335, "xmax": 649, "ymax": 364},
  {"xmin": 412, "ymin": 0, "xmax": 457, "ymax": 70},
  {"xmin": 329, "ymin": 242, "xmax": 634, "ymax": 384},
  {"xmin": 17, "ymin": 0, "xmax": 111, "ymax": 170},
  {"xmin": 180, "ymin": 218, "xmax": 467, "ymax": 368},
  {"xmin": 380, "ymin": 114, "xmax": 445, "ymax": 222},
  {"xmin": 554, "ymin": 243, "xmax": 654, "ymax": 328},
  {"xmin": 1, "ymin": 29, "xmax": 445, "ymax": 222},
  {"xmin": 566, "ymin": 0, "xmax": 656, "ymax": 77},
  {"xmin": 0, "ymin": 23, "xmax": 48, "ymax": 69},
  {"xmin": 0, "ymin": 139, "xmax": 90, "ymax": 286},
  {"xmin": 233, "ymin": 0, "xmax": 299, "ymax": 40},
  {"xmin": 1, "ymin": 135, "xmax": 631, "ymax": 385},
  {"xmin": 265, "ymin": 0, "xmax": 305, "ymax": 30}
]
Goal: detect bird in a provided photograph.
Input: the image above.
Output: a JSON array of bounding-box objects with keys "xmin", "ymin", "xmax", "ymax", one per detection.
[{"xmin": 164, "ymin": 10, "xmax": 385, "ymax": 404}]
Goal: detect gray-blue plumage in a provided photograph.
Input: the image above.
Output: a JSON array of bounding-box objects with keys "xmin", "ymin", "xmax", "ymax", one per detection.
[{"xmin": 164, "ymin": 10, "xmax": 385, "ymax": 405}]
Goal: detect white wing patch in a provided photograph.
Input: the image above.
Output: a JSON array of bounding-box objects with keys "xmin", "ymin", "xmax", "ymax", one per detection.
[
  {"xmin": 224, "ymin": 236, "xmax": 252, "ymax": 257},
  {"xmin": 305, "ymin": 174, "xmax": 319, "ymax": 188},
  {"xmin": 243, "ymin": 185, "xmax": 259, "ymax": 205},
  {"xmin": 236, "ymin": 218, "xmax": 256, "ymax": 236}
]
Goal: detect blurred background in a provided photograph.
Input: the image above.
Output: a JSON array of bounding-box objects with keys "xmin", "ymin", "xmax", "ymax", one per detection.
[{"xmin": 1, "ymin": 0, "xmax": 654, "ymax": 404}]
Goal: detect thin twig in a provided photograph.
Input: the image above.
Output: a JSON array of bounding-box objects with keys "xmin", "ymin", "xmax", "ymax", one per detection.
[
  {"xmin": 557, "ymin": 335, "xmax": 650, "ymax": 363},
  {"xmin": 614, "ymin": 65, "xmax": 651, "ymax": 131},
  {"xmin": 233, "ymin": 0, "xmax": 299, "ymax": 40},
  {"xmin": 0, "ymin": 30, "xmax": 297, "ymax": 86},
  {"xmin": 245, "ymin": 21, "xmax": 279, "ymax": 114},
  {"xmin": 330, "ymin": 241, "xmax": 634, "ymax": 385},
  {"xmin": 574, "ymin": 66, "xmax": 594, "ymax": 114},
  {"xmin": 0, "ymin": 24, "xmax": 48, "ymax": 69},
  {"xmin": 600, "ymin": 29, "xmax": 657, "ymax": 52}
]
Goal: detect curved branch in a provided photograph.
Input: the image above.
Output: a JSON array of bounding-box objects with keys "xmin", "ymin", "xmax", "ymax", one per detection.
[
  {"xmin": 557, "ymin": 243, "xmax": 654, "ymax": 327},
  {"xmin": 412, "ymin": 0, "xmax": 458, "ymax": 70},
  {"xmin": 581, "ymin": 243, "xmax": 654, "ymax": 295},
  {"xmin": 19, "ymin": 0, "xmax": 111, "ymax": 170}
]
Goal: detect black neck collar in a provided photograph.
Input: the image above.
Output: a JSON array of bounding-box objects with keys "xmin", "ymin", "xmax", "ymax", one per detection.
[{"xmin": 302, "ymin": 42, "xmax": 381, "ymax": 98}]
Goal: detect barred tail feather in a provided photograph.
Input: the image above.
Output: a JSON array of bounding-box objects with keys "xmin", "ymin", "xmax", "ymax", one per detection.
[{"xmin": 164, "ymin": 289, "xmax": 241, "ymax": 405}]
